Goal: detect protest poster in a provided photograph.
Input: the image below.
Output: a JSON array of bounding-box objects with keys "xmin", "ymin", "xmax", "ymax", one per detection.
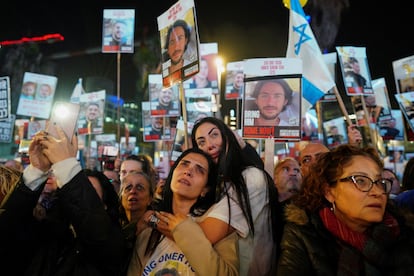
[
  {"xmin": 27, "ymin": 120, "xmax": 46, "ymax": 139},
  {"xmin": 77, "ymin": 90, "xmax": 106, "ymax": 135},
  {"xmin": 16, "ymin": 72, "xmax": 57, "ymax": 119},
  {"xmin": 323, "ymin": 116, "xmax": 348, "ymax": 149},
  {"xmin": 392, "ymin": 54, "xmax": 414, "ymax": 93},
  {"xmin": 95, "ymin": 134, "xmax": 117, "ymax": 159},
  {"xmin": 149, "ymin": 74, "xmax": 180, "ymax": 117},
  {"xmin": 379, "ymin": 109, "xmax": 404, "ymax": 141},
  {"xmin": 336, "ymin": 46, "xmax": 373, "ymax": 95},
  {"xmin": 0, "ymin": 76, "xmax": 10, "ymax": 120},
  {"xmin": 242, "ymin": 57, "xmax": 302, "ymax": 141},
  {"xmin": 102, "ymin": 9, "xmax": 135, "ymax": 53},
  {"xmin": 120, "ymin": 136, "xmax": 137, "ymax": 157},
  {"xmin": 184, "ymin": 87, "xmax": 212, "ymax": 123},
  {"xmin": 394, "ymin": 91, "xmax": 414, "ymax": 132},
  {"xmin": 142, "ymin": 101, "xmax": 174, "ymax": 142},
  {"xmin": 157, "ymin": 0, "xmax": 200, "ymax": 87},
  {"xmin": 225, "ymin": 61, "xmax": 244, "ymax": 100},
  {"xmin": 0, "ymin": 114, "xmax": 15, "ymax": 143},
  {"xmin": 183, "ymin": 42, "xmax": 219, "ymax": 94}
]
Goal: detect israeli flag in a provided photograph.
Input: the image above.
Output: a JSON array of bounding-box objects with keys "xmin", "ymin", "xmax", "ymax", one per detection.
[{"xmin": 286, "ymin": 0, "xmax": 335, "ymax": 109}]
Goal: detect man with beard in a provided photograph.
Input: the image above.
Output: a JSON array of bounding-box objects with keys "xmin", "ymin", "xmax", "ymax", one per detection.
[
  {"xmin": 152, "ymin": 87, "xmax": 179, "ymax": 114},
  {"xmin": 164, "ymin": 19, "xmax": 191, "ymax": 74},
  {"xmin": 252, "ymin": 79, "xmax": 299, "ymax": 126},
  {"xmin": 273, "ymin": 157, "xmax": 302, "ymax": 204},
  {"xmin": 146, "ymin": 117, "xmax": 164, "ymax": 139}
]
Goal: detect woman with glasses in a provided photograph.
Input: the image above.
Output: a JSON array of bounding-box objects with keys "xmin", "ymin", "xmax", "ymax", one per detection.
[
  {"xmin": 277, "ymin": 144, "xmax": 414, "ymax": 275},
  {"xmin": 119, "ymin": 172, "xmax": 153, "ymax": 274}
]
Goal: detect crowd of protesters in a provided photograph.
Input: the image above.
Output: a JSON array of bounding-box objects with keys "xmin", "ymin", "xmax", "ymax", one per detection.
[{"xmin": 1, "ymin": 118, "xmax": 414, "ymax": 276}]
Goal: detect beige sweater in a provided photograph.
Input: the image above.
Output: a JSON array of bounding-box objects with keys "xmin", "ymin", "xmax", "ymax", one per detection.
[{"xmin": 127, "ymin": 217, "xmax": 239, "ymax": 276}]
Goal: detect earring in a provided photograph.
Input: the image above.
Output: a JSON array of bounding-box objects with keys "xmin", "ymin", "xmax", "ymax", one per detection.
[{"xmin": 330, "ymin": 201, "xmax": 336, "ymax": 213}]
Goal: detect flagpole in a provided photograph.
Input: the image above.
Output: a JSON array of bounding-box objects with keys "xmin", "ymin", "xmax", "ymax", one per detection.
[
  {"xmin": 333, "ymin": 85, "xmax": 352, "ymax": 126},
  {"xmin": 117, "ymin": 51, "xmax": 121, "ymax": 146},
  {"xmin": 360, "ymin": 95, "xmax": 376, "ymax": 146},
  {"xmin": 178, "ymin": 81, "xmax": 189, "ymax": 149},
  {"xmin": 315, "ymin": 100, "xmax": 324, "ymax": 141}
]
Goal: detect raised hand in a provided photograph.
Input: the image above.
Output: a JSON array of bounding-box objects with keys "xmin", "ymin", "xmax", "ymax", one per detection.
[
  {"xmin": 29, "ymin": 131, "xmax": 52, "ymax": 172},
  {"xmin": 40, "ymin": 125, "xmax": 78, "ymax": 164}
]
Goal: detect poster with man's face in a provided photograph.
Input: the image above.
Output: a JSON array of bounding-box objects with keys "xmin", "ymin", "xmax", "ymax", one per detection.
[
  {"xmin": 323, "ymin": 117, "xmax": 348, "ymax": 149},
  {"xmin": 77, "ymin": 90, "xmax": 105, "ymax": 135},
  {"xmin": 102, "ymin": 9, "xmax": 135, "ymax": 53},
  {"xmin": 157, "ymin": 0, "xmax": 200, "ymax": 87},
  {"xmin": 225, "ymin": 61, "xmax": 244, "ymax": 100},
  {"xmin": 142, "ymin": 101, "xmax": 175, "ymax": 142},
  {"xmin": 183, "ymin": 42, "xmax": 219, "ymax": 94},
  {"xmin": 392, "ymin": 54, "xmax": 414, "ymax": 93},
  {"xmin": 149, "ymin": 74, "xmax": 180, "ymax": 117},
  {"xmin": 336, "ymin": 46, "xmax": 373, "ymax": 95},
  {"xmin": 395, "ymin": 91, "xmax": 414, "ymax": 133},
  {"xmin": 242, "ymin": 58, "xmax": 302, "ymax": 141}
]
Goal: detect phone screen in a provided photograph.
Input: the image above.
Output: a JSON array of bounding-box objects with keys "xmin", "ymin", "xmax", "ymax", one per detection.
[{"xmin": 47, "ymin": 102, "xmax": 81, "ymax": 141}]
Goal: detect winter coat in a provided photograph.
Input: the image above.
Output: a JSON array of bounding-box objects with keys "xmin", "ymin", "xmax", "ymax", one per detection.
[
  {"xmin": 277, "ymin": 203, "xmax": 414, "ymax": 276},
  {"xmin": 0, "ymin": 171, "xmax": 125, "ymax": 276}
]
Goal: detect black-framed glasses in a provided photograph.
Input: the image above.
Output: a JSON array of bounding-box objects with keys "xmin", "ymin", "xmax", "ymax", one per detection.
[{"xmin": 339, "ymin": 175, "xmax": 392, "ymax": 194}]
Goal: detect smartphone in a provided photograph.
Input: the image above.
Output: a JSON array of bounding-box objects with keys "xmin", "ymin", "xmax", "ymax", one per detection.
[{"xmin": 46, "ymin": 101, "xmax": 81, "ymax": 141}]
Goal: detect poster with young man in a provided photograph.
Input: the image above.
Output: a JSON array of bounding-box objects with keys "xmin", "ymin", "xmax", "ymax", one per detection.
[
  {"xmin": 149, "ymin": 74, "xmax": 180, "ymax": 117},
  {"xmin": 120, "ymin": 136, "xmax": 137, "ymax": 157},
  {"xmin": 225, "ymin": 61, "xmax": 244, "ymax": 100},
  {"xmin": 95, "ymin": 134, "xmax": 117, "ymax": 159},
  {"xmin": 394, "ymin": 91, "xmax": 414, "ymax": 132},
  {"xmin": 102, "ymin": 9, "xmax": 135, "ymax": 53},
  {"xmin": 16, "ymin": 72, "xmax": 57, "ymax": 119},
  {"xmin": 336, "ymin": 46, "xmax": 373, "ymax": 95},
  {"xmin": 183, "ymin": 42, "xmax": 219, "ymax": 94},
  {"xmin": 77, "ymin": 90, "xmax": 105, "ymax": 135},
  {"xmin": 323, "ymin": 117, "xmax": 348, "ymax": 149},
  {"xmin": 384, "ymin": 145, "xmax": 407, "ymax": 181},
  {"xmin": 142, "ymin": 101, "xmax": 174, "ymax": 142},
  {"xmin": 379, "ymin": 109, "xmax": 404, "ymax": 141},
  {"xmin": 157, "ymin": 0, "xmax": 200, "ymax": 87},
  {"xmin": 242, "ymin": 58, "xmax": 302, "ymax": 141},
  {"xmin": 392, "ymin": 54, "xmax": 414, "ymax": 93}
]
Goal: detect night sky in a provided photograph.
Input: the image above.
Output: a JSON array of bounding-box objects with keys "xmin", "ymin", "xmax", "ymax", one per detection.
[{"xmin": 0, "ymin": 0, "xmax": 412, "ymax": 107}]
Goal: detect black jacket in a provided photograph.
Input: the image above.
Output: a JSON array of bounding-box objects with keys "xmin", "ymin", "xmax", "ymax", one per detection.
[
  {"xmin": 0, "ymin": 171, "xmax": 124, "ymax": 276},
  {"xmin": 277, "ymin": 203, "xmax": 414, "ymax": 276}
]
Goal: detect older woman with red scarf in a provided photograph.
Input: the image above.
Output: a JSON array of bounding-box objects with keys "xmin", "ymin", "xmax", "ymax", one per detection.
[{"xmin": 277, "ymin": 144, "xmax": 414, "ymax": 275}]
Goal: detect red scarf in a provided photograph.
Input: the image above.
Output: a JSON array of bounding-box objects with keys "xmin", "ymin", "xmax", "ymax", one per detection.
[{"xmin": 319, "ymin": 207, "xmax": 400, "ymax": 251}]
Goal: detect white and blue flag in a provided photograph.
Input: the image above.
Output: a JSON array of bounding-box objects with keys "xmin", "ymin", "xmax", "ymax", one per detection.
[{"xmin": 286, "ymin": 0, "xmax": 335, "ymax": 109}]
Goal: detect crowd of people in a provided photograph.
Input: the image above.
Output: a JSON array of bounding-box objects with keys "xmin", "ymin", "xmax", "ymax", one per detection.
[{"xmin": 2, "ymin": 117, "xmax": 414, "ymax": 276}]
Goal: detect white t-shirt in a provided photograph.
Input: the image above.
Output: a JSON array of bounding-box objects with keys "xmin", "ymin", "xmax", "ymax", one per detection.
[
  {"xmin": 202, "ymin": 166, "xmax": 273, "ymax": 276},
  {"xmin": 140, "ymin": 236, "xmax": 196, "ymax": 276}
]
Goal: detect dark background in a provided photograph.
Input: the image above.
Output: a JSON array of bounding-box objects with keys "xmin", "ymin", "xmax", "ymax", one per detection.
[{"xmin": 0, "ymin": 0, "xmax": 411, "ymax": 111}]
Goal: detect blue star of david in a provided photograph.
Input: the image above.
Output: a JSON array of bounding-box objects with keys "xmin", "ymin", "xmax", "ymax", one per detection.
[{"xmin": 293, "ymin": 23, "xmax": 311, "ymax": 55}]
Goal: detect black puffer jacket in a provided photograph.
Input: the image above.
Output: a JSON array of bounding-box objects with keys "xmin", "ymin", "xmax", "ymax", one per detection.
[
  {"xmin": 277, "ymin": 203, "xmax": 414, "ymax": 276},
  {"xmin": 0, "ymin": 171, "xmax": 125, "ymax": 276}
]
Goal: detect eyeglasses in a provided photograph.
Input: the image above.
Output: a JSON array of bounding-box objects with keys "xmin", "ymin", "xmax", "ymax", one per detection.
[{"xmin": 339, "ymin": 175, "xmax": 392, "ymax": 194}]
